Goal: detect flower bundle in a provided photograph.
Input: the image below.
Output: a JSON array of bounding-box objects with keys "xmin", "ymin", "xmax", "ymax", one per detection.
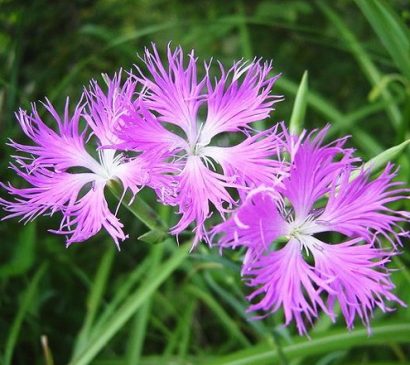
[{"xmin": 1, "ymin": 44, "xmax": 408, "ymax": 334}]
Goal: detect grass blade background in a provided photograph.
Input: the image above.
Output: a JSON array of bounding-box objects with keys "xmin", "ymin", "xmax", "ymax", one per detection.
[
  {"xmin": 1, "ymin": 1, "xmax": 410, "ymax": 365},
  {"xmin": 4, "ymin": 264, "xmax": 47, "ymax": 365},
  {"xmin": 207, "ymin": 323, "xmax": 410, "ymax": 365},
  {"xmin": 69, "ymin": 242, "xmax": 190, "ymax": 365},
  {"xmin": 355, "ymin": 0, "xmax": 410, "ymax": 80}
]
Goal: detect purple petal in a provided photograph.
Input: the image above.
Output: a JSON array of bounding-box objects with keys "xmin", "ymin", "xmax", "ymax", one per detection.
[
  {"xmin": 200, "ymin": 60, "xmax": 282, "ymax": 144},
  {"xmin": 204, "ymin": 125, "xmax": 287, "ymax": 188},
  {"xmin": 136, "ymin": 44, "xmax": 205, "ymax": 145},
  {"xmin": 171, "ymin": 155, "xmax": 236, "ymax": 246},
  {"xmin": 318, "ymin": 164, "xmax": 409, "ymax": 246},
  {"xmin": 247, "ymin": 240, "xmax": 333, "ymax": 335},
  {"xmin": 280, "ymin": 126, "xmax": 358, "ymax": 219},
  {"xmin": 312, "ymin": 237, "xmax": 403, "ymax": 330}
]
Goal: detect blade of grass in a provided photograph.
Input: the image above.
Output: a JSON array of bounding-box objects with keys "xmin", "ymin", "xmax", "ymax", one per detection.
[
  {"xmin": 350, "ymin": 138, "xmax": 410, "ymax": 179},
  {"xmin": 206, "ymin": 322, "xmax": 410, "ymax": 365},
  {"xmin": 317, "ymin": 0, "xmax": 402, "ymax": 129},
  {"xmin": 289, "ymin": 71, "xmax": 308, "ymax": 135},
  {"xmin": 4, "ymin": 264, "xmax": 47, "ymax": 365},
  {"xmin": 393, "ymin": 256, "xmax": 410, "ymax": 287},
  {"xmin": 177, "ymin": 300, "xmax": 197, "ymax": 359},
  {"xmin": 355, "ymin": 0, "xmax": 410, "ymax": 80},
  {"xmin": 203, "ymin": 271, "xmax": 271, "ymax": 338},
  {"xmin": 0, "ymin": 222, "xmax": 36, "ymax": 279},
  {"xmin": 88, "ymin": 249, "xmax": 155, "ymax": 337},
  {"xmin": 163, "ymin": 296, "xmax": 197, "ymax": 357},
  {"xmin": 69, "ymin": 241, "xmax": 190, "ymax": 365},
  {"xmin": 236, "ymin": 0, "xmax": 253, "ymax": 59},
  {"xmin": 73, "ymin": 245, "xmax": 116, "ymax": 357},
  {"xmin": 126, "ymin": 244, "xmax": 163, "ymax": 365},
  {"xmin": 276, "ymin": 77, "xmax": 346, "ymax": 128},
  {"xmin": 186, "ymin": 285, "xmax": 250, "ymax": 347},
  {"xmin": 49, "ymin": 22, "xmax": 178, "ymax": 102},
  {"xmin": 328, "ymin": 92, "xmax": 406, "ymax": 137}
]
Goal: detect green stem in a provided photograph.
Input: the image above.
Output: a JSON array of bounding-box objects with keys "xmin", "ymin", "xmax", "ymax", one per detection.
[
  {"xmin": 108, "ymin": 181, "xmax": 168, "ymax": 243},
  {"xmin": 69, "ymin": 242, "xmax": 190, "ymax": 365},
  {"xmin": 207, "ymin": 322, "xmax": 410, "ymax": 365},
  {"xmin": 271, "ymin": 329, "xmax": 289, "ymax": 365}
]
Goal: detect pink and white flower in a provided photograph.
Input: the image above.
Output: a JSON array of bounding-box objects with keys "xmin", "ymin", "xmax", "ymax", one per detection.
[
  {"xmin": 117, "ymin": 44, "xmax": 285, "ymax": 246},
  {"xmin": 0, "ymin": 74, "xmax": 151, "ymax": 247},
  {"xmin": 214, "ymin": 126, "xmax": 408, "ymax": 334}
]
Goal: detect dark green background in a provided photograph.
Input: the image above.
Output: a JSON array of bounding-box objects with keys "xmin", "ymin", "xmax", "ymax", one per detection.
[{"xmin": 0, "ymin": 1, "xmax": 409, "ymax": 364}]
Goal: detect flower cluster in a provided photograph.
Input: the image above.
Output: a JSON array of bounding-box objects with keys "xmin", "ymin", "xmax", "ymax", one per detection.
[{"xmin": 1, "ymin": 44, "xmax": 408, "ymax": 334}]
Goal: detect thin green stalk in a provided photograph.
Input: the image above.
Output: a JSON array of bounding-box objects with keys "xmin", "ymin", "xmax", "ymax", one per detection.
[
  {"xmin": 186, "ymin": 285, "xmax": 250, "ymax": 347},
  {"xmin": 236, "ymin": 0, "xmax": 253, "ymax": 59},
  {"xmin": 289, "ymin": 71, "xmax": 308, "ymax": 135},
  {"xmin": 73, "ymin": 245, "xmax": 116, "ymax": 357},
  {"xmin": 4, "ymin": 264, "xmax": 47, "ymax": 365},
  {"xmin": 108, "ymin": 181, "xmax": 167, "ymax": 243},
  {"xmin": 203, "ymin": 271, "xmax": 270, "ymax": 338},
  {"xmin": 41, "ymin": 335, "xmax": 54, "ymax": 365},
  {"xmin": 271, "ymin": 330, "xmax": 289, "ymax": 365},
  {"xmin": 89, "ymin": 255, "xmax": 153, "ymax": 337},
  {"xmin": 126, "ymin": 244, "xmax": 163, "ymax": 365},
  {"xmin": 178, "ymin": 300, "xmax": 197, "ymax": 359},
  {"xmin": 317, "ymin": 0, "xmax": 402, "ymax": 130},
  {"xmin": 69, "ymin": 242, "xmax": 190, "ymax": 365},
  {"xmin": 207, "ymin": 322, "xmax": 410, "ymax": 365},
  {"xmin": 163, "ymin": 296, "xmax": 196, "ymax": 357}
]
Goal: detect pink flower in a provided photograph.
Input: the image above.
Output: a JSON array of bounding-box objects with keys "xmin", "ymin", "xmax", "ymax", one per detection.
[
  {"xmin": 214, "ymin": 126, "xmax": 408, "ymax": 334},
  {"xmin": 0, "ymin": 74, "xmax": 151, "ymax": 247},
  {"xmin": 117, "ymin": 44, "xmax": 285, "ymax": 246}
]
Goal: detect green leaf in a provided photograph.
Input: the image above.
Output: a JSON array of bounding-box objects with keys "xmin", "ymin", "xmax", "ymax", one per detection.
[
  {"xmin": 69, "ymin": 242, "xmax": 190, "ymax": 365},
  {"xmin": 355, "ymin": 138, "xmax": 410, "ymax": 178},
  {"xmin": 355, "ymin": 0, "xmax": 410, "ymax": 80},
  {"xmin": 317, "ymin": 0, "xmax": 402, "ymax": 129},
  {"xmin": 126, "ymin": 244, "xmax": 163, "ymax": 365},
  {"xmin": 365, "ymin": 138, "xmax": 410, "ymax": 170},
  {"xmin": 0, "ymin": 223, "xmax": 36, "ymax": 279},
  {"xmin": 289, "ymin": 71, "xmax": 308, "ymax": 135},
  {"xmin": 72, "ymin": 246, "xmax": 116, "ymax": 357},
  {"xmin": 138, "ymin": 229, "xmax": 167, "ymax": 244},
  {"xmin": 4, "ymin": 264, "xmax": 47, "ymax": 365},
  {"xmin": 108, "ymin": 181, "xmax": 167, "ymax": 235},
  {"xmin": 206, "ymin": 322, "xmax": 410, "ymax": 365}
]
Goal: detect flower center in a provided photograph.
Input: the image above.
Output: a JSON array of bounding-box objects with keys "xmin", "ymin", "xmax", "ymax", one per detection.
[{"xmin": 191, "ymin": 140, "xmax": 210, "ymax": 157}]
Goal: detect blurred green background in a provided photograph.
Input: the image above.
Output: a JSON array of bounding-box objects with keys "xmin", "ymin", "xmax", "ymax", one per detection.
[{"xmin": 1, "ymin": 0, "xmax": 410, "ymax": 364}]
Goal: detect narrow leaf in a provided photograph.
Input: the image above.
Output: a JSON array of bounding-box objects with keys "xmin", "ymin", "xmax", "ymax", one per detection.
[
  {"xmin": 108, "ymin": 181, "xmax": 167, "ymax": 234},
  {"xmin": 355, "ymin": 0, "xmax": 410, "ymax": 80},
  {"xmin": 317, "ymin": 0, "xmax": 401, "ymax": 129},
  {"xmin": 355, "ymin": 138, "xmax": 410, "ymax": 179},
  {"xmin": 289, "ymin": 71, "xmax": 308, "ymax": 135},
  {"xmin": 70, "ymin": 242, "xmax": 189, "ymax": 365},
  {"xmin": 207, "ymin": 322, "xmax": 410, "ymax": 365},
  {"xmin": 4, "ymin": 264, "xmax": 47, "ymax": 365}
]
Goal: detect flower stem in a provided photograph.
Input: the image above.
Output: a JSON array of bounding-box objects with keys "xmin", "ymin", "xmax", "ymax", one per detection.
[
  {"xmin": 272, "ymin": 328, "xmax": 289, "ymax": 365},
  {"xmin": 108, "ymin": 181, "xmax": 169, "ymax": 243}
]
